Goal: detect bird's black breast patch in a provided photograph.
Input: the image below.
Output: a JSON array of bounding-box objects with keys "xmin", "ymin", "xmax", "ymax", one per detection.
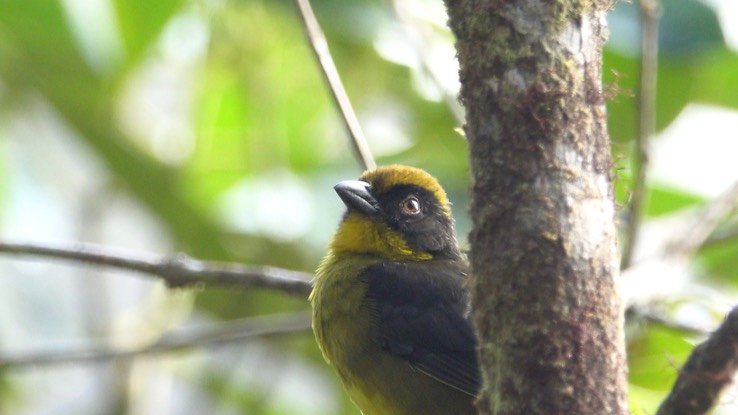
[{"xmin": 360, "ymin": 260, "xmax": 480, "ymax": 396}]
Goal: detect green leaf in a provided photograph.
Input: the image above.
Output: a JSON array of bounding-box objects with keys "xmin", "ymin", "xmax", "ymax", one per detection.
[
  {"xmin": 628, "ymin": 326, "xmax": 693, "ymax": 391},
  {"xmin": 691, "ymin": 48, "xmax": 738, "ymax": 109},
  {"xmin": 647, "ymin": 185, "xmax": 706, "ymax": 217},
  {"xmin": 698, "ymin": 235, "xmax": 738, "ymax": 284},
  {"xmin": 603, "ymin": 48, "xmax": 637, "ymax": 143},
  {"xmin": 0, "ymin": 0, "xmax": 92, "ymax": 84},
  {"xmin": 654, "ymin": 59, "xmax": 694, "ymax": 132},
  {"xmin": 629, "ymin": 383, "xmax": 668, "ymax": 415},
  {"xmin": 114, "ymin": 0, "xmax": 184, "ymax": 63},
  {"xmin": 604, "ymin": 0, "xmax": 737, "ymax": 146},
  {"xmin": 614, "ymin": 172, "xmax": 706, "ymax": 218}
]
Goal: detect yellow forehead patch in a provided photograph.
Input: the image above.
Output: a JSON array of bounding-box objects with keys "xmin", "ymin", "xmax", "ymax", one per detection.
[{"xmin": 359, "ymin": 165, "xmax": 451, "ymax": 215}]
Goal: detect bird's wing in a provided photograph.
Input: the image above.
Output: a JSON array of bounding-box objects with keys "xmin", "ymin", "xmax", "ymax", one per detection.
[{"xmin": 361, "ymin": 260, "xmax": 481, "ymax": 396}]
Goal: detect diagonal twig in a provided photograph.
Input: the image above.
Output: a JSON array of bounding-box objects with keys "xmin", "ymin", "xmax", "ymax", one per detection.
[
  {"xmin": 703, "ymin": 222, "xmax": 738, "ymax": 248},
  {"xmin": 628, "ymin": 305, "xmax": 711, "ymax": 336},
  {"xmin": 667, "ymin": 179, "xmax": 738, "ymax": 259},
  {"xmin": 620, "ymin": 179, "xmax": 738, "ymax": 306},
  {"xmin": 0, "ymin": 240, "xmax": 313, "ymax": 298},
  {"xmin": 0, "ymin": 311, "xmax": 312, "ymax": 369},
  {"xmin": 293, "ymin": 0, "xmax": 376, "ymax": 171}
]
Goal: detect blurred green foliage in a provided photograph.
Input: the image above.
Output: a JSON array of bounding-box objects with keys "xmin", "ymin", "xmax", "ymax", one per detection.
[{"xmin": 0, "ymin": 0, "xmax": 737, "ymax": 413}]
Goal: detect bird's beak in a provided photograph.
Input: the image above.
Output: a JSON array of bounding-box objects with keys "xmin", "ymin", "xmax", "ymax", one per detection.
[{"xmin": 334, "ymin": 180, "xmax": 380, "ymax": 216}]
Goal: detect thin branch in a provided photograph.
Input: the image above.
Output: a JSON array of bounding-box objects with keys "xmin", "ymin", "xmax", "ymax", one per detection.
[
  {"xmin": 704, "ymin": 222, "xmax": 738, "ymax": 248},
  {"xmin": 0, "ymin": 241, "xmax": 313, "ymax": 298},
  {"xmin": 293, "ymin": 0, "xmax": 376, "ymax": 171},
  {"xmin": 668, "ymin": 179, "xmax": 738, "ymax": 258},
  {"xmin": 620, "ymin": 181, "xmax": 738, "ymax": 307},
  {"xmin": 656, "ymin": 305, "xmax": 738, "ymax": 415},
  {"xmin": 621, "ymin": 0, "xmax": 662, "ymax": 269},
  {"xmin": 628, "ymin": 305, "xmax": 710, "ymax": 337},
  {"xmin": 0, "ymin": 312, "xmax": 312, "ymax": 369}
]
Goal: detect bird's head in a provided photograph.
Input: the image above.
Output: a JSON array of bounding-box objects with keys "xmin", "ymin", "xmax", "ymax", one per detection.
[{"xmin": 329, "ymin": 165, "xmax": 460, "ymax": 261}]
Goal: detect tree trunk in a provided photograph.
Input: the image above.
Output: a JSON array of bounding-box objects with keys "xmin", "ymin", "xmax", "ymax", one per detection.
[{"xmin": 443, "ymin": 1, "xmax": 629, "ymax": 414}]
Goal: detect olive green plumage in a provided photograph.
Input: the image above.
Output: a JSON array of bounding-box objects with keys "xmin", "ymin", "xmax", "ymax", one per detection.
[{"xmin": 310, "ymin": 165, "xmax": 480, "ymax": 415}]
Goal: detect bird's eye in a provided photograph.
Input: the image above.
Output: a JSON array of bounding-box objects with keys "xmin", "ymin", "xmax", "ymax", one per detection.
[{"xmin": 400, "ymin": 197, "xmax": 421, "ymax": 215}]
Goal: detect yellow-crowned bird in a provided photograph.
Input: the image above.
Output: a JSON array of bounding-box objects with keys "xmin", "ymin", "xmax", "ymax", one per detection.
[{"xmin": 310, "ymin": 165, "xmax": 480, "ymax": 415}]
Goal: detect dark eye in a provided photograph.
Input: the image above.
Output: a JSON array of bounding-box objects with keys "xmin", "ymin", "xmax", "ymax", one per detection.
[{"xmin": 400, "ymin": 197, "xmax": 421, "ymax": 215}]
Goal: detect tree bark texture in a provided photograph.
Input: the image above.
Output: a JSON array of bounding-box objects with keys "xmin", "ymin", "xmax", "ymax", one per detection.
[{"xmin": 443, "ymin": 1, "xmax": 629, "ymax": 414}]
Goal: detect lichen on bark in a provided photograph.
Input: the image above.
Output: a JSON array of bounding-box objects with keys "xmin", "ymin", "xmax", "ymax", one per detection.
[{"xmin": 443, "ymin": 0, "xmax": 629, "ymax": 414}]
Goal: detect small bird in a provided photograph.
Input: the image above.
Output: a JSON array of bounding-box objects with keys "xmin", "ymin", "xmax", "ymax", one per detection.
[{"xmin": 310, "ymin": 165, "xmax": 480, "ymax": 415}]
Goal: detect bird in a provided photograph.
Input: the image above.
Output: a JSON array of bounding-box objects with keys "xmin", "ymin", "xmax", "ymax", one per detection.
[{"xmin": 310, "ymin": 165, "xmax": 480, "ymax": 415}]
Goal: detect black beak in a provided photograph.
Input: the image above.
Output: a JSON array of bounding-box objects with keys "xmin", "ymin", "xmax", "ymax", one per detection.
[{"xmin": 334, "ymin": 180, "xmax": 380, "ymax": 216}]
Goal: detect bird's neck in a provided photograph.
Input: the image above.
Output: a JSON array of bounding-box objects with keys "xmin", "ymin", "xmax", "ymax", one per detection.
[{"xmin": 329, "ymin": 213, "xmax": 433, "ymax": 261}]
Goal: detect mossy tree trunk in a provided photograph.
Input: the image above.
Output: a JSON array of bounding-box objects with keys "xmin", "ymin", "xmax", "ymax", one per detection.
[{"xmin": 443, "ymin": 1, "xmax": 629, "ymax": 414}]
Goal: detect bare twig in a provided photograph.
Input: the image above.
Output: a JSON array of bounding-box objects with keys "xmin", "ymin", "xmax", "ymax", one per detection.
[
  {"xmin": 668, "ymin": 179, "xmax": 738, "ymax": 258},
  {"xmin": 704, "ymin": 223, "xmax": 738, "ymax": 248},
  {"xmin": 621, "ymin": 0, "xmax": 662, "ymax": 269},
  {"xmin": 0, "ymin": 311, "xmax": 312, "ymax": 369},
  {"xmin": 621, "ymin": 181, "xmax": 738, "ymax": 306},
  {"xmin": 293, "ymin": 0, "xmax": 376, "ymax": 171},
  {"xmin": 656, "ymin": 305, "xmax": 738, "ymax": 415},
  {"xmin": 0, "ymin": 241, "xmax": 313, "ymax": 298},
  {"xmin": 628, "ymin": 305, "xmax": 711, "ymax": 336}
]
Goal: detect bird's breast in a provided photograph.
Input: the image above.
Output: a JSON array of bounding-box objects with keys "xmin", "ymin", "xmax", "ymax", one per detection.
[{"xmin": 311, "ymin": 255, "xmax": 379, "ymax": 372}]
